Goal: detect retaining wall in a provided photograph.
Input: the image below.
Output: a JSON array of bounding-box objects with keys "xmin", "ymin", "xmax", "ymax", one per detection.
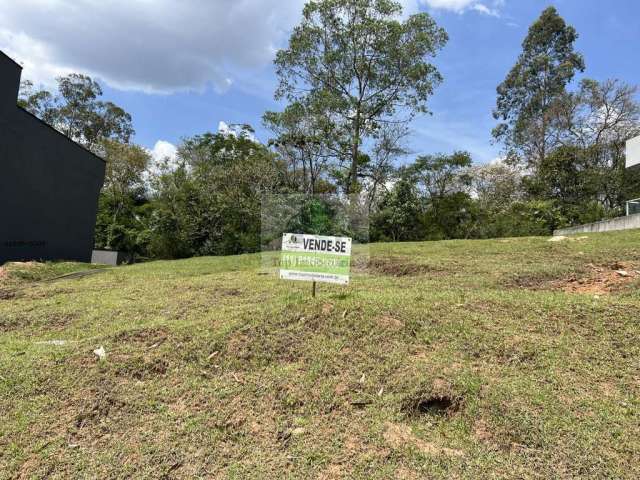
[{"xmin": 554, "ymin": 213, "xmax": 640, "ymax": 236}]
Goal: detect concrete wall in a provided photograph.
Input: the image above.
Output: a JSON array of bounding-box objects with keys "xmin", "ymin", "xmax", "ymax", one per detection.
[
  {"xmin": 91, "ymin": 250, "xmax": 133, "ymax": 266},
  {"xmin": 627, "ymin": 135, "xmax": 640, "ymax": 168},
  {"xmin": 554, "ymin": 213, "xmax": 640, "ymax": 236},
  {"xmin": 0, "ymin": 51, "xmax": 105, "ymax": 264}
]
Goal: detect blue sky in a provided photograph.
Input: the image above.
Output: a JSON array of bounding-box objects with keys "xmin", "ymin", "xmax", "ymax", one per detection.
[{"xmin": 1, "ymin": 0, "xmax": 638, "ymax": 165}]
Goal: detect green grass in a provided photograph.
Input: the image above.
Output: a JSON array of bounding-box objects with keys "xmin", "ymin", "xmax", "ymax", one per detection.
[{"xmin": 1, "ymin": 231, "xmax": 639, "ymax": 479}]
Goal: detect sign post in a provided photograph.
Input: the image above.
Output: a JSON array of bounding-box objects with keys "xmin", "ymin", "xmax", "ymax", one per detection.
[{"xmin": 280, "ymin": 233, "xmax": 352, "ymax": 295}]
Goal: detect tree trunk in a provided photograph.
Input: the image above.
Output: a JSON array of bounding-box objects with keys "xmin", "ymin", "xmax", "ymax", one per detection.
[{"xmin": 348, "ymin": 112, "xmax": 361, "ymax": 195}]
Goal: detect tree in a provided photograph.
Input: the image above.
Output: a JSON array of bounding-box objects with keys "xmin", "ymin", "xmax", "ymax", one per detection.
[
  {"xmin": 407, "ymin": 151, "xmax": 473, "ymax": 199},
  {"xmin": 371, "ymin": 177, "xmax": 424, "ymax": 241},
  {"xmin": 263, "ymin": 100, "xmax": 336, "ymax": 194},
  {"xmin": 552, "ymin": 79, "xmax": 640, "ymax": 209},
  {"xmin": 360, "ymin": 124, "xmax": 409, "ymax": 213},
  {"xmin": 17, "ymin": 80, "xmax": 56, "ymax": 122},
  {"xmin": 18, "ymin": 74, "xmax": 134, "ymax": 153},
  {"xmin": 468, "ymin": 162, "xmax": 524, "ymax": 210},
  {"xmin": 493, "ymin": 6, "xmax": 585, "ymax": 168},
  {"xmin": 94, "ymin": 140, "xmax": 151, "ymax": 253},
  {"xmin": 274, "ymin": 0, "xmax": 447, "ymax": 193},
  {"xmin": 148, "ymin": 130, "xmax": 286, "ymax": 258}
]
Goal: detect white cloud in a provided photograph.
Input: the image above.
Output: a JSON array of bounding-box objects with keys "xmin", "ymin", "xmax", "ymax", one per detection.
[
  {"xmin": 144, "ymin": 140, "xmax": 180, "ymax": 185},
  {"xmin": 420, "ymin": 0, "xmax": 503, "ymax": 16},
  {"xmin": 149, "ymin": 140, "xmax": 178, "ymax": 164},
  {"xmin": 471, "ymin": 4, "xmax": 499, "ymax": 17},
  {"xmin": 422, "ymin": 0, "xmax": 477, "ymax": 11},
  {"xmin": 0, "ymin": 0, "xmax": 307, "ymax": 93},
  {"xmin": 0, "ymin": 0, "xmax": 505, "ymax": 95}
]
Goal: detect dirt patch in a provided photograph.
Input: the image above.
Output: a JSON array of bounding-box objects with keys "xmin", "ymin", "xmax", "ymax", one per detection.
[
  {"xmin": 317, "ymin": 464, "xmax": 344, "ymax": 480},
  {"xmin": 218, "ymin": 288, "xmax": 243, "ymax": 297},
  {"xmin": 321, "ymin": 303, "xmax": 334, "ymax": 315},
  {"xmin": 552, "ymin": 262, "xmax": 639, "ymax": 295},
  {"xmin": 0, "ymin": 311, "xmax": 77, "ymax": 333},
  {"xmin": 112, "ymin": 327, "xmax": 170, "ymax": 348},
  {"xmin": 383, "ymin": 422, "xmax": 463, "ymax": 457},
  {"xmin": 473, "ymin": 419, "xmax": 494, "ymax": 444},
  {"xmin": 115, "ymin": 356, "xmax": 169, "ymax": 380},
  {"xmin": 74, "ymin": 389, "xmax": 126, "ymax": 429},
  {"xmin": 376, "ymin": 314, "xmax": 404, "ymax": 330},
  {"xmin": 361, "ymin": 257, "xmax": 444, "ymax": 277},
  {"xmin": 509, "ymin": 261, "xmax": 639, "ymax": 295},
  {"xmin": 225, "ymin": 332, "xmax": 253, "ymax": 360},
  {"xmin": 0, "ymin": 288, "xmax": 17, "ymax": 300}
]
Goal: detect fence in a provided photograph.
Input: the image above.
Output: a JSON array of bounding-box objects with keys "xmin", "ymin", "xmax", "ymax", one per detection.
[{"xmin": 626, "ymin": 198, "xmax": 640, "ymax": 216}]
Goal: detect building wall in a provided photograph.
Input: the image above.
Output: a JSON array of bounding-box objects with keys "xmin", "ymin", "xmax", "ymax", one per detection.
[
  {"xmin": 0, "ymin": 52, "xmax": 105, "ymax": 263},
  {"xmin": 626, "ymin": 135, "xmax": 640, "ymax": 168}
]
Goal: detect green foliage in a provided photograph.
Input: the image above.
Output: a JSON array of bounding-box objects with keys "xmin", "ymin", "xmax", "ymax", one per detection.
[
  {"xmin": 94, "ymin": 141, "xmax": 152, "ymax": 255},
  {"xmin": 274, "ymin": 0, "xmax": 447, "ymax": 192},
  {"xmin": 147, "ymin": 132, "xmax": 286, "ymax": 258},
  {"xmin": 493, "ymin": 6, "xmax": 584, "ymax": 166},
  {"xmin": 478, "ymin": 200, "xmax": 567, "ymax": 238},
  {"xmin": 371, "ymin": 178, "xmax": 424, "ymax": 242},
  {"xmin": 407, "ymin": 151, "xmax": 473, "ymax": 198},
  {"xmin": 423, "ymin": 192, "xmax": 480, "ymax": 240}
]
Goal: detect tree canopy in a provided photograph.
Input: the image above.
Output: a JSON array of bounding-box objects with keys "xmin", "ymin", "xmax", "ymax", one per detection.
[{"xmin": 273, "ymin": 0, "xmax": 447, "ymax": 193}]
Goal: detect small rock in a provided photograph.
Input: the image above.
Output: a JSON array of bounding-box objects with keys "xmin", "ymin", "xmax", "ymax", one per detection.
[
  {"xmin": 615, "ymin": 270, "xmax": 630, "ymax": 277},
  {"xmin": 93, "ymin": 346, "xmax": 107, "ymax": 360},
  {"xmin": 291, "ymin": 427, "xmax": 306, "ymax": 436}
]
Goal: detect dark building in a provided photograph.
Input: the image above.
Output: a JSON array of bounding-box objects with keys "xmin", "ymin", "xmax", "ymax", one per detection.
[{"xmin": 1, "ymin": 51, "xmax": 105, "ymax": 264}]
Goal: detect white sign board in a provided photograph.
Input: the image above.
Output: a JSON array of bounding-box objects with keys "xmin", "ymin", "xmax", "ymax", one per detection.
[
  {"xmin": 626, "ymin": 135, "xmax": 640, "ymax": 168},
  {"xmin": 280, "ymin": 233, "xmax": 352, "ymax": 285}
]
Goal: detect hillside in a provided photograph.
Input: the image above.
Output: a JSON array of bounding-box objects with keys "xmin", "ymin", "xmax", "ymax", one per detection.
[{"xmin": 1, "ymin": 232, "xmax": 639, "ymax": 479}]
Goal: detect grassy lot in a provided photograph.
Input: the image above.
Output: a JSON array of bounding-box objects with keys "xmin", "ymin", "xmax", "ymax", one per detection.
[{"xmin": 1, "ymin": 231, "xmax": 639, "ymax": 479}]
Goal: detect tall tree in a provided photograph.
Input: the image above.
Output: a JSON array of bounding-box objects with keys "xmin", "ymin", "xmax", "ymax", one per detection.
[
  {"xmin": 493, "ymin": 6, "xmax": 585, "ymax": 168},
  {"xmin": 274, "ymin": 0, "xmax": 447, "ymax": 193}
]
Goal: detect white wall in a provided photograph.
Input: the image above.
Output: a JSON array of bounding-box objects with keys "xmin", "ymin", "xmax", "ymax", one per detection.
[{"xmin": 626, "ymin": 135, "xmax": 640, "ymax": 168}]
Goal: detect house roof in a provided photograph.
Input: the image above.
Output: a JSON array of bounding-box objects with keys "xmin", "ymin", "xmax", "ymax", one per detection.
[
  {"xmin": 0, "ymin": 50, "xmax": 23, "ymax": 70},
  {"xmin": 0, "ymin": 50, "xmax": 105, "ymax": 164}
]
